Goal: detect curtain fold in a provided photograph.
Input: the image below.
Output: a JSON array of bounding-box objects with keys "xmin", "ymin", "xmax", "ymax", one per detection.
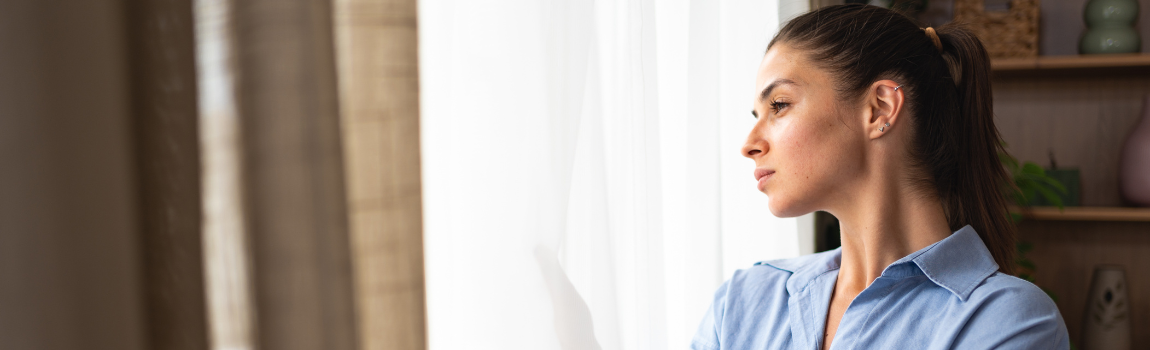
[
  {"xmin": 127, "ymin": 0, "xmax": 209, "ymax": 348},
  {"xmin": 203, "ymin": 0, "xmax": 360, "ymax": 349}
]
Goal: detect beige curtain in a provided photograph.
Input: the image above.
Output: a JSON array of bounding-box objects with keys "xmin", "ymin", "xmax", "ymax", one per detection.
[
  {"xmin": 0, "ymin": 2, "xmax": 149, "ymax": 349},
  {"xmin": 333, "ymin": 0, "xmax": 428, "ymax": 349},
  {"xmin": 0, "ymin": 0, "xmax": 426, "ymax": 349}
]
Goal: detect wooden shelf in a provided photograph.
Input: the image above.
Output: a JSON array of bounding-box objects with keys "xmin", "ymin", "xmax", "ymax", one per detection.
[
  {"xmin": 1013, "ymin": 206, "xmax": 1150, "ymax": 222},
  {"xmin": 992, "ymin": 54, "xmax": 1150, "ymax": 71}
]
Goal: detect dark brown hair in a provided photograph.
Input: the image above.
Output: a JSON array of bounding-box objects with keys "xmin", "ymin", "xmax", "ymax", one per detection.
[{"xmin": 770, "ymin": 4, "xmax": 1015, "ymax": 274}]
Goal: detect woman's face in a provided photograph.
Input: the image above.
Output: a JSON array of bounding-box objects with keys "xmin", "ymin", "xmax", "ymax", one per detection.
[{"xmin": 743, "ymin": 44, "xmax": 868, "ymax": 217}]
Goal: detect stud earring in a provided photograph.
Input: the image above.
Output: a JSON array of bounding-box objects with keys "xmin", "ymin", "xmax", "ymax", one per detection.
[
  {"xmin": 880, "ymin": 123, "xmax": 889, "ymax": 132},
  {"xmin": 880, "ymin": 126, "xmax": 885, "ymax": 132}
]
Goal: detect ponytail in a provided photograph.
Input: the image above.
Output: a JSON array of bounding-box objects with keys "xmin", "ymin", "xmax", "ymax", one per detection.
[
  {"xmin": 935, "ymin": 26, "xmax": 1016, "ymax": 275},
  {"xmin": 770, "ymin": 4, "xmax": 1016, "ymax": 274}
]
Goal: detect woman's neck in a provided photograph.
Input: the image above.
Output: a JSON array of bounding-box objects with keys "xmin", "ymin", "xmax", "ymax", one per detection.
[{"xmin": 829, "ymin": 174, "xmax": 952, "ymax": 296}]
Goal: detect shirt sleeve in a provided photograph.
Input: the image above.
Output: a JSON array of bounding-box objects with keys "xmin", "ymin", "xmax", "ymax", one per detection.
[{"xmin": 690, "ymin": 280, "xmax": 730, "ymax": 350}]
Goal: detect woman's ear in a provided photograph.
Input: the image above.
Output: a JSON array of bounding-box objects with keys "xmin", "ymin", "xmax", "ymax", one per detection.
[{"xmin": 866, "ymin": 80, "xmax": 904, "ymax": 140}]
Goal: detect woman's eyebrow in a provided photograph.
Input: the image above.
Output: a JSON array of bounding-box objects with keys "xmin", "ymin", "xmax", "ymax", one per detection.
[
  {"xmin": 752, "ymin": 78, "xmax": 798, "ymax": 118},
  {"xmin": 758, "ymin": 78, "xmax": 798, "ymax": 103}
]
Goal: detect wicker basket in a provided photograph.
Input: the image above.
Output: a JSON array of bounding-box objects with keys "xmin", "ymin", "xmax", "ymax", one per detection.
[{"xmin": 953, "ymin": 0, "xmax": 1041, "ymax": 58}]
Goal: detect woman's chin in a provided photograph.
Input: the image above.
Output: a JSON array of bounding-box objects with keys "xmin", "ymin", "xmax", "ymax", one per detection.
[{"xmin": 767, "ymin": 198, "xmax": 808, "ymax": 218}]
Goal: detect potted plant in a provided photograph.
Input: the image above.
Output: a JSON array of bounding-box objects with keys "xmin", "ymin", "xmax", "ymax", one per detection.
[{"xmin": 1000, "ymin": 148, "xmax": 1068, "ymax": 300}]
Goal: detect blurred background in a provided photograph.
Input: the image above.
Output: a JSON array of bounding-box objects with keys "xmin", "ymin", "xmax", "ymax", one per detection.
[{"xmin": 3, "ymin": 0, "xmax": 1150, "ymax": 349}]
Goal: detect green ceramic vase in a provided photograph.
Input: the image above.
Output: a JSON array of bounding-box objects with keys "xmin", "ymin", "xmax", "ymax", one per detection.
[{"xmin": 1080, "ymin": 0, "xmax": 1141, "ymax": 54}]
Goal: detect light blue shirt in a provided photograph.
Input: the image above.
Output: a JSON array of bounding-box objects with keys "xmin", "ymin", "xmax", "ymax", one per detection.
[{"xmin": 691, "ymin": 225, "xmax": 1069, "ymax": 349}]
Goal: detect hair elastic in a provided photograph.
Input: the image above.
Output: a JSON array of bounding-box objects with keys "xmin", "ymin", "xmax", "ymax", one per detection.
[{"xmin": 923, "ymin": 27, "xmax": 943, "ymax": 53}]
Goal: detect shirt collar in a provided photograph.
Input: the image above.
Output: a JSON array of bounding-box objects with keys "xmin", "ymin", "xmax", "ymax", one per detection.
[
  {"xmin": 757, "ymin": 248, "xmax": 841, "ymax": 296},
  {"xmin": 902, "ymin": 225, "xmax": 1000, "ymax": 301},
  {"xmin": 757, "ymin": 224, "xmax": 999, "ymax": 301}
]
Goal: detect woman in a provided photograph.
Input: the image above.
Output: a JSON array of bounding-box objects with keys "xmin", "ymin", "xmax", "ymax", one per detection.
[{"xmin": 692, "ymin": 4, "xmax": 1069, "ymax": 350}]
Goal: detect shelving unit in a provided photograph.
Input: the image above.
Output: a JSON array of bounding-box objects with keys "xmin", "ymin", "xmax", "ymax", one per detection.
[
  {"xmin": 993, "ymin": 55, "xmax": 1150, "ymax": 348},
  {"xmin": 1014, "ymin": 206, "xmax": 1150, "ymax": 222},
  {"xmin": 993, "ymin": 54, "xmax": 1150, "ymax": 71}
]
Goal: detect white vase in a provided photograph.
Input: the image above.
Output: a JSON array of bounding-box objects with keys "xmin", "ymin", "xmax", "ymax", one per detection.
[{"xmin": 1081, "ymin": 265, "xmax": 1131, "ymax": 350}]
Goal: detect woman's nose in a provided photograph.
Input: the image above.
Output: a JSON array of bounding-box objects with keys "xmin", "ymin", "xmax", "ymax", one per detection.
[{"xmin": 742, "ymin": 139, "xmax": 765, "ymax": 158}]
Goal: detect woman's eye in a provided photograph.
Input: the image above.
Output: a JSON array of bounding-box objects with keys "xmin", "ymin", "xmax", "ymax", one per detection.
[{"xmin": 769, "ymin": 101, "xmax": 790, "ymax": 113}]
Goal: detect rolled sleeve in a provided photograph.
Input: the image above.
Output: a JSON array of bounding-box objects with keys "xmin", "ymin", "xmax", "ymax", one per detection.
[{"xmin": 690, "ymin": 280, "xmax": 728, "ymax": 350}]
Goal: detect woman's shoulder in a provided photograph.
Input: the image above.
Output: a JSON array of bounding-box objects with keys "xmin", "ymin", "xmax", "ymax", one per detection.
[
  {"xmin": 948, "ymin": 272, "xmax": 1070, "ymax": 348},
  {"xmin": 967, "ymin": 271, "xmax": 1062, "ymax": 316}
]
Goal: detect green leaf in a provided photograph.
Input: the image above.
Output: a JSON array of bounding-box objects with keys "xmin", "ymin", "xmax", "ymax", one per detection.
[
  {"xmin": 1025, "ymin": 162, "xmax": 1053, "ymax": 176},
  {"xmin": 1036, "ymin": 175, "xmax": 1068, "ymax": 194},
  {"xmin": 1021, "ymin": 162, "xmax": 1046, "ymax": 176},
  {"xmin": 1020, "ymin": 188, "xmax": 1036, "ymax": 206},
  {"xmin": 1018, "ymin": 172, "xmax": 1051, "ymax": 182},
  {"xmin": 1018, "ymin": 173, "xmax": 1068, "ymax": 196},
  {"xmin": 1034, "ymin": 185, "xmax": 1065, "ymax": 209}
]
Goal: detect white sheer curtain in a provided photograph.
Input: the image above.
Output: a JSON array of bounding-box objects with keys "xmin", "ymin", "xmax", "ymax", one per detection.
[{"xmin": 420, "ymin": 1, "xmax": 811, "ymax": 349}]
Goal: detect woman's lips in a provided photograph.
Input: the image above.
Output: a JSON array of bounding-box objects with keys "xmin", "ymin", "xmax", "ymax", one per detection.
[{"xmin": 754, "ymin": 168, "xmax": 776, "ymax": 188}]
